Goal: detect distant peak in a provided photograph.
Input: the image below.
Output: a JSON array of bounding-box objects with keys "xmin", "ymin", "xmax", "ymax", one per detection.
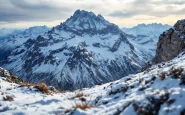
[
  {"xmin": 28, "ymin": 25, "xmax": 48, "ymax": 29},
  {"xmin": 73, "ymin": 9, "xmax": 96, "ymax": 17},
  {"xmin": 63, "ymin": 9, "xmax": 109, "ymax": 27}
]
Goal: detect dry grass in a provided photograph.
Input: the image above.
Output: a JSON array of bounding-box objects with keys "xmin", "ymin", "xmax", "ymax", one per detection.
[
  {"xmin": 19, "ymin": 82, "xmax": 49, "ymax": 94},
  {"xmin": 76, "ymin": 93, "xmax": 84, "ymax": 98},
  {"xmin": 75, "ymin": 92, "xmax": 89, "ymax": 98},
  {"xmin": 64, "ymin": 102, "xmax": 94, "ymax": 113},
  {"xmin": 159, "ymin": 72, "xmax": 166, "ymax": 80},
  {"xmin": 35, "ymin": 83, "xmax": 49, "ymax": 94},
  {"xmin": 169, "ymin": 67, "xmax": 183, "ymax": 79},
  {"xmin": 19, "ymin": 82, "xmax": 36, "ymax": 88},
  {"xmin": 122, "ymin": 86, "xmax": 128, "ymax": 93},
  {"xmin": 3, "ymin": 95, "xmax": 14, "ymax": 101},
  {"xmin": 73, "ymin": 102, "xmax": 94, "ymax": 110}
]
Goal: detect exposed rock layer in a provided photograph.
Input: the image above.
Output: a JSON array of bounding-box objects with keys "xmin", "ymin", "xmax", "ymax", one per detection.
[{"xmin": 153, "ymin": 19, "xmax": 185, "ymax": 63}]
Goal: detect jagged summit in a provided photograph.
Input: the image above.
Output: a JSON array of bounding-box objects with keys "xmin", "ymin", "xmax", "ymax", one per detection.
[
  {"xmin": 73, "ymin": 9, "xmax": 96, "ymax": 18},
  {"xmin": 59, "ymin": 9, "xmax": 120, "ymax": 35}
]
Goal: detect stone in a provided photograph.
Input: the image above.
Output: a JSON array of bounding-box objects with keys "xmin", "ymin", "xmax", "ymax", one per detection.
[{"xmin": 152, "ymin": 19, "xmax": 185, "ymax": 63}]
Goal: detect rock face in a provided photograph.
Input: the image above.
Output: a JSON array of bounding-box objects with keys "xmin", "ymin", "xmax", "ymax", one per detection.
[
  {"xmin": 1, "ymin": 10, "xmax": 151, "ymax": 90},
  {"xmin": 0, "ymin": 67, "xmax": 23, "ymax": 84},
  {"xmin": 153, "ymin": 19, "xmax": 185, "ymax": 63}
]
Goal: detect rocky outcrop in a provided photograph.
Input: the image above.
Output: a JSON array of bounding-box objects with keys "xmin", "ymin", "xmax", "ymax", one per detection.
[
  {"xmin": 152, "ymin": 19, "xmax": 185, "ymax": 63},
  {"xmin": 0, "ymin": 67, "xmax": 23, "ymax": 84}
]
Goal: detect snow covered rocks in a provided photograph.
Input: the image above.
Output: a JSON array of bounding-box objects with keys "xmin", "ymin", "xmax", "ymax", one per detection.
[
  {"xmin": 0, "ymin": 67, "xmax": 23, "ymax": 84},
  {"xmin": 1, "ymin": 51, "xmax": 185, "ymax": 114}
]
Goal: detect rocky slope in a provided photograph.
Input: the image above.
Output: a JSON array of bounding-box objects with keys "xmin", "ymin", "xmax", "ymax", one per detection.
[
  {"xmin": 1, "ymin": 50, "xmax": 185, "ymax": 114},
  {"xmin": 153, "ymin": 19, "xmax": 185, "ymax": 63},
  {"xmin": 123, "ymin": 23, "xmax": 171, "ymax": 58},
  {"xmin": 1, "ymin": 10, "xmax": 150, "ymax": 90},
  {"xmin": 0, "ymin": 26, "xmax": 49, "ymax": 60}
]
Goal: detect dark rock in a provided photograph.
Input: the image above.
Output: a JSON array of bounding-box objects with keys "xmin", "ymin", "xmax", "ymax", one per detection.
[{"xmin": 153, "ymin": 19, "xmax": 185, "ymax": 63}]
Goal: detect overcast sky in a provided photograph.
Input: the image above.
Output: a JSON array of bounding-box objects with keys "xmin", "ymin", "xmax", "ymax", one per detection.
[{"xmin": 0, "ymin": 0, "xmax": 185, "ymax": 28}]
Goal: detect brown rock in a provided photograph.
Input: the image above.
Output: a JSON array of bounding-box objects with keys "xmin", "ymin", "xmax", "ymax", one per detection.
[{"xmin": 152, "ymin": 19, "xmax": 185, "ymax": 63}]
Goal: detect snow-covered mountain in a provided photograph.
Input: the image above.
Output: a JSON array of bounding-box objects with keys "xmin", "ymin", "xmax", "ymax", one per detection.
[
  {"xmin": 0, "ymin": 28, "xmax": 24, "ymax": 40},
  {"xmin": 122, "ymin": 23, "xmax": 171, "ymax": 37},
  {"xmin": 1, "ymin": 50, "xmax": 185, "ymax": 114},
  {"xmin": 123, "ymin": 23, "xmax": 171, "ymax": 58},
  {"xmin": 1, "ymin": 19, "xmax": 185, "ymax": 115},
  {"xmin": 0, "ymin": 26, "xmax": 50, "ymax": 60},
  {"xmin": 1, "ymin": 10, "xmax": 150, "ymax": 90}
]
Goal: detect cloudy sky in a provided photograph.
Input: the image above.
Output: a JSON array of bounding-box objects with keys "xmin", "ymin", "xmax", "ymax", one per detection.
[{"xmin": 0, "ymin": 0, "xmax": 185, "ymax": 28}]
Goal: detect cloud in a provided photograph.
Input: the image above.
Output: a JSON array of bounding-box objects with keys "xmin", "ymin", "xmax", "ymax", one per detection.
[
  {"xmin": 109, "ymin": 0, "xmax": 185, "ymax": 18},
  {"xmin": 0, "ymin": 0, "xmax": 185, "ymax": 28},
  {"xmin": 0, "ymin": 0, "xmax": 74, "ymax": 22}
]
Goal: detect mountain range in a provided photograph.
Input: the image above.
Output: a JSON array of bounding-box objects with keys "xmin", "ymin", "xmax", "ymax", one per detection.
[
  {"xmin": 123, "ymin": 23, "xmax": 171, "ymax": 58},
  {"xmin": 0, "ymin": 10, "xmax": 172, "ymax": 90},
  {"xmin": 0, "ymin": 10, "xmax": 151, "ymax": 90},
  {"xmin": 0, "ymin": 19, "xmax": 185, "ymax": 114},
  {"xmin": 0, "ymin": 26, "xmax": 50, "ymax": 60}
]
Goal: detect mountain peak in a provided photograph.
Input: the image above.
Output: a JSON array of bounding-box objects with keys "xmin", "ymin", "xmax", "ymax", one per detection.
[
  {"xmin": 73, "ymin": 9, "xmax": 96, "ymax": 18},
  {"xmin": 65, "ymin": 9, "xmax": 106, "ymax": 24},
  {"xmin": 60, "ymin": 10, "xmax": 120, "ymax": 35}
]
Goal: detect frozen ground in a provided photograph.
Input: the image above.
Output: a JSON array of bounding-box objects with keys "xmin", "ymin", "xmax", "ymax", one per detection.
[{"xmin": 1, "ymin": 52, "xmax": 185, "ymax": 115}]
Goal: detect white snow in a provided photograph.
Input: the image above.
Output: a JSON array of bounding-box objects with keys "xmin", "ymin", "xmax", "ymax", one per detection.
[{"xmin": 1, "ymin": 51, "xmax": 185, "ymax": 114}]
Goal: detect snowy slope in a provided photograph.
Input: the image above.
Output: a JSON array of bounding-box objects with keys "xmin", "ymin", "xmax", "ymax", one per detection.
[
  {"xmin": 0, "ymin": 26, "xmax": 50, "ymax": 60},
  {"xmin": 123, "ymin": 24, "xmax": 171, "ymax": 58},
  {"xmin": 1, "ymin": 51, "xmax": 185, "ymax": 114},
  {"xmin": 1, "ymin": 10, "xmax": 150, "ymax": 90}
]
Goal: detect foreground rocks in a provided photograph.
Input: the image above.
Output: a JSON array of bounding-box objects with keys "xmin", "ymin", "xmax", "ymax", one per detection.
[
  {"xmin": 153, "ymin": 19, "xmax": 185, "ymax": 63},
  {"xmin": 0, "ymin": 67, "xmax": 23, "ymax": 84}
]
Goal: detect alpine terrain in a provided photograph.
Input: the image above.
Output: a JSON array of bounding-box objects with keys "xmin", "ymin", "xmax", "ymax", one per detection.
[
  {"xmin": 0, "ymin": 19, "xmax": 185, "ymax": 115},
  {"xmin": 1, "ymin": 10, "xmax": 150, "ymax": 90},
  {"xmin": 0, "ymin": 26, "xmax": 49, "ymax": 60}
]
